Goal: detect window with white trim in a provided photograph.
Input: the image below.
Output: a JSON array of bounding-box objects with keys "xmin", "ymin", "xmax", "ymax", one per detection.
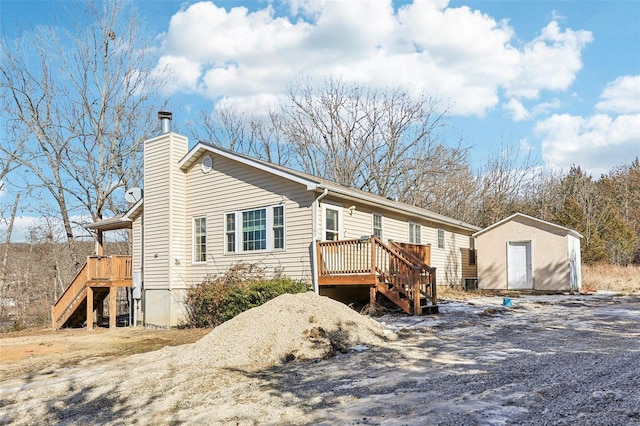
[
  {"xmin": 372, "ymin": 214, "xmax": 383, "ymax": 239},
  {"xmin": 409, "ymin": 223, "xmax": 421, "ymax": 244},
  {"xmin": 193, "ymin": 217, "xmax": 207, "ymax": 262},
  {"xmin": 438, "ymin": 229, "xmax": 445, "ymax": 249},
  {"xmin": 273, "ymin": 205, "xmax": 284, "ymax": 249},
  {"xmin": 225, "ymin": 205, "xmax": 285, "ymax": 253},
  {"xmin": 226, "ymin": 213, "xmax": 236, "ymax": 252},
  {"xmin": 242, "ymin": 209, "xmax": 267, "ymax": 251},
  {"xmin": 325, "ymin": 207, "xmax": 340, "ymax": 241}
]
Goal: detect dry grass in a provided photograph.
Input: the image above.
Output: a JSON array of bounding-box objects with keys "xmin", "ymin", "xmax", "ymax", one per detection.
[
  {"xmin": 437, "ymin": 285, "xmax": 500, "ymax": 301},
  {"xmin": 582, "ymin": 263, "xmax": 640, "ymax": 293},
  {"xmin": 0, "ymin": 327, "xmax": 210, "ymax": 382}
]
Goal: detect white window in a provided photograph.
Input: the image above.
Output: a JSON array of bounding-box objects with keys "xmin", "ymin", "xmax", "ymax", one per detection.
[
  {"xmin": 225, "ymin": 205, "xmax": 285, "ymax": 253},
  {"xmin": 193, "ymin": 217, "xmax": 207, "ymax": 262},
  {"xmin": 323, "ymin": 205, "xmax": 342, "ymax": 241},
  {"xmin": 409, "ymin": 223, "xmax": 421, "ymax": 244},
  {"xmin": 226, "ymin": 213, "xmax": 236, "ymax": 252},
  {"xmin": 372, "ymin": 214, "xmax": 383, "ymax": 239},
  {"xmin": 273, "ymin": 205, "xmax": 285, "ymax": 249},
  {"xmin": 242, "ymin": 208, "xmax": 267, "ymax": 251},
  {"xmin": 438, "ymin": 229, "xmax": 445, "ymax": 249}
]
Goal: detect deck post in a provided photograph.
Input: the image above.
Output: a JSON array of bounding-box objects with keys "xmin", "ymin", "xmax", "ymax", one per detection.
[
  {"xmin": 370, "ymin": 238, "xmax": 376, "ymax": 275},
  {"xmin": 316, "ymin": 241, "xmax": 323, "ymax": 280},
  {"xmin": 369, "ymin": 286, "xmax": 377, "ymax": 310},
  {"xmin": 431, "ymin": 268, "xmax": 437, "ymax": 305},
  {"xmin": 96, "ymin": 230, "xmax": 104, "ymax": 256},
  {"xmin": 413, "ymin": 270, "xmax": 421, "ymax": 315},
  {"xmin": 109, "ymin": 287, "xmax": 117, "ymax": 328},
  {"xmin": 86, "ymin": 286, "xmax": 94, "ymax": 330}
]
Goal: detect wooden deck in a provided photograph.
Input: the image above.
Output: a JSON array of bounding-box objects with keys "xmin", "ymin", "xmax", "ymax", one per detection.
[
  {"xmin": 317, "ymin": 237, "xmax": 437, "ymax": 315},
  {"xmin": 51, "ymin": 255, "xmax": 132, "ymax": 329}
]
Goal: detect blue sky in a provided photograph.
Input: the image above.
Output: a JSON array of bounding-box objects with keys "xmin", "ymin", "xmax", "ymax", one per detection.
[{"xmin": 0, "ymin": 0, "xmax": 639, "ymax": 240}]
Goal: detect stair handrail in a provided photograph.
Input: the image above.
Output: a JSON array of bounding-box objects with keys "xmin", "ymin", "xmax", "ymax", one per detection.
[
  {"xmin": 387, "ymin": 241, "xmax": 433, "ymax": 271},
  {"xmin": 51, "ymin": 260, "xmax": 89, "ymax": 328},
  {"xmin": 387, "ymin": 241, "xmax": 437, "ymax": 302},
  {"xmin": 370, "ymin": 237, "xmax": 419, "ymax": 298}
]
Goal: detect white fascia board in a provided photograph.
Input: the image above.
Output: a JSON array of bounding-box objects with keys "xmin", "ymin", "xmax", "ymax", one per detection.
[
  {"xmin": 473, "ymin": 212, "xmax": 583, "ymax": 239},
  {"xmin": 179, "ymin": 143, "xmax": 319, "ymax": 190},
  {"xmin": 122, "ymin": 198, "xmax": 143, "ymax": 221}
]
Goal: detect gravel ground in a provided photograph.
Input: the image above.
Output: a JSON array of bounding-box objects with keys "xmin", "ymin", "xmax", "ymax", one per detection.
[{"xmin": 1, "ymin": 291, "xmax": 639, "ymax": 425}]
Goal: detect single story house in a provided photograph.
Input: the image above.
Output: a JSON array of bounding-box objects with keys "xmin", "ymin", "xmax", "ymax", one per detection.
[
  {"xmin": 473, "ymin": 213, "xmax": 582, "ymax": 292},
  {"xmin": 52, "ymin": 112, "xmax": 480, "ymax": 329}
]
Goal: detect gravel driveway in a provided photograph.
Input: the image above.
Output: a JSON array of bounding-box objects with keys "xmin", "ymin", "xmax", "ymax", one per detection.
[{"xmin": 1, "ymin": 292, "xmax": 639, "ymax": 425}]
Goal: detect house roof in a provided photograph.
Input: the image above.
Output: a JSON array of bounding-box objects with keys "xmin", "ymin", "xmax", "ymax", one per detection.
[
  {"xmin": 84, "ymin": 214, "xmax": 132, "ymax": 231},
  {"xmin": 179, "ymin": 141, "xmax": 481, "ymax": 232},
  {"xmin": 84, "ymin": 199, "xmax": 142, "ymax": 231},
  {"xmin": 472, "ymin": 213, "xmax": 583, "ymax": 239}
]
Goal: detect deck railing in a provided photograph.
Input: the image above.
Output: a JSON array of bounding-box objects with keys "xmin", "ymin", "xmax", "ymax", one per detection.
[
  {"xmin": 51, "ymin": 255, "xmax": 133, "ymax": 328},
  {"xmin": 317, "ymin": 237, "xmax": 437, "ymax": 313},
  {"xmin": 86, "ymin": 255, "xmax": 133, "ymax": 281},
  {"xmin": 388, "ymin": 241, "xmax": 437, "ymax": 306}
]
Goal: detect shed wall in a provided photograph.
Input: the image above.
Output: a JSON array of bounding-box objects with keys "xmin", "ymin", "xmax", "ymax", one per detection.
[{"xmin": 476, "ymin": 217, "xmax": 571, "ymax": 291}]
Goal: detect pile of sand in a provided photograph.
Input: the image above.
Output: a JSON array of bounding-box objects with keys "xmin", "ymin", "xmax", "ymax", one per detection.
[{"xmin": 174, "ymin": 292, "xmax": 396, "ymax": 369}]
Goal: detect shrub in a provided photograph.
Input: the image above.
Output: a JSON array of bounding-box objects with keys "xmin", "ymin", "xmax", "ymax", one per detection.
[{"xmin": 183, "ymin": 262, "xmax": 310, "ymax": 328}]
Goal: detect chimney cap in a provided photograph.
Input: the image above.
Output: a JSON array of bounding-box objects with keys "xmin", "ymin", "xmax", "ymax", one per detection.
[{"xmin": 158, "ymin": 111, "xmax": 173, "ymax": 120}]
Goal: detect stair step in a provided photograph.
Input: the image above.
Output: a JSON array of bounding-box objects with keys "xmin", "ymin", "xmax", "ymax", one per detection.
[{"xmin": 420, "ymin": 305, "xmax": 439, "ymax": 314}]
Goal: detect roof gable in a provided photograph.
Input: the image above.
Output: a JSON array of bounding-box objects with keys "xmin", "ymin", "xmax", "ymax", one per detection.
[
  {"xmin": 179, "ymin": 142, "xmax": 320, "ymax": 190},
  {"xmin": 178, "ymin": 142, "xmax": 480, "ymax": 232},
  {"xmin": 473, "ymin": 213, "xmax": 583, "ymax": 239}
]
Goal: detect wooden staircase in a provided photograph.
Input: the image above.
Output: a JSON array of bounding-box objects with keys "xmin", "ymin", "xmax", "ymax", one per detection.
[
  {"xmin": 317, "ymin": 237, "xmax": 437, "ymax": 315},
  {"xmin": 51, "ymin": 256, "xmax": 132, "ymax": 329}
]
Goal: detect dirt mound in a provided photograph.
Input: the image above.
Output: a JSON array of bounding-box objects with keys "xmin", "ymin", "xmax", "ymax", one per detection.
[{"xmin": 174, "ymin": 292, "xmax": 395, "ymax": 369}]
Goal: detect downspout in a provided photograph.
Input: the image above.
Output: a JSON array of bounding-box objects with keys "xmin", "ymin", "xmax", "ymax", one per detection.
[{"xmin": 311, "ymin": 187, "xmax": 329, "ymax": 294}]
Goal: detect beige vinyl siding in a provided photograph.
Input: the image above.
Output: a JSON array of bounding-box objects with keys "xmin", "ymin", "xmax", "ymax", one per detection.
[
  {"xmin": 169, "ymin": 135, "xmax": 187, "ymax": 291},
  {"xmin": 142, "ymin": 135, "xmax": 171, "ymax": 290},
  {"xmin": 327, "ymin": 198, "xmax": 474, "ymax": 285},
  {"xmin": 142, "ymin": 133, "xmax": 187, "ymax": 293},
  {"xmin": 341, "ymin": 201, "xmax": 371, "ymax": 240},
  {"xmin": 132, "ymin": 215, "xmax": 142, "ymax": 273},
  {"xmin": 184, "ymin": 153, "xmax": 315, "ymax": 286}
]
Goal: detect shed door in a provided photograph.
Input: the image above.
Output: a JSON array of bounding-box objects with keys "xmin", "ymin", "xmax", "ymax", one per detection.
[{"xmin": 508, "ymin": 242, "xmax": 532, "ymax": 290}]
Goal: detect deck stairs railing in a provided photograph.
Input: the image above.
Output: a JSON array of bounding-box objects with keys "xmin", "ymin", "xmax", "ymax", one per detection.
[
  {"xmin": 51, "ymin": 255, "xmax": 132, "ymax": 329},
  {"xmin": 317, "ymin": 237, "xmax": 437, "ymax": 315}
]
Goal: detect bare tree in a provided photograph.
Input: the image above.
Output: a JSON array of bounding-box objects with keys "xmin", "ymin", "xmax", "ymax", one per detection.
[
  {"xmin": 0, "ymin": 194, "xmax": 19, "ymax": 322},
  {"xmin": 190, "ymin": 106, "xmax": 295, "ymax": 167},
  {"xmin": 0, "ymin": 0, "xmax": 167, "ymax": 241},
  {"xmin": 282, "ymin": 77, "xmax": 468, "ymax": 203},
  {"xmin": 476, "ymin": 143, "xmax": 535, "ymax": 227}
]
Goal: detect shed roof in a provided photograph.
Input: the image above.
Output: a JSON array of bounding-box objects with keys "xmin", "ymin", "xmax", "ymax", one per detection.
[{"xmin": 472, "ymin": 213, "xmax": 583, "ymax": 239}]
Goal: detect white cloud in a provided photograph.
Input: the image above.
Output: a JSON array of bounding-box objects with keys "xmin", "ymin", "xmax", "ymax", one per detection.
[
  {"xmin": 503, "ymin": 97, "xmax": 562, "ymax": 121},
  {"xmin": 595, "ymin": 75, "xmax": 640, "ymax": 114},
  {"xmin": 154, "ymin": 0, "xmax": 592, "ymax": 117},
  {"xmin": 504, "ymin": 98, "xmax": 530, "ymax": 121},
  {"xmin": 519, "ymin": 139, "xmax": 534, "ymax": 153},
  {"xmin": 505, "ymin": 22, "xmax": 593, "ymax": 99},
  {"xmin": 536, "ymin": 112, "xmax": 640, "ymax": 176}
]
